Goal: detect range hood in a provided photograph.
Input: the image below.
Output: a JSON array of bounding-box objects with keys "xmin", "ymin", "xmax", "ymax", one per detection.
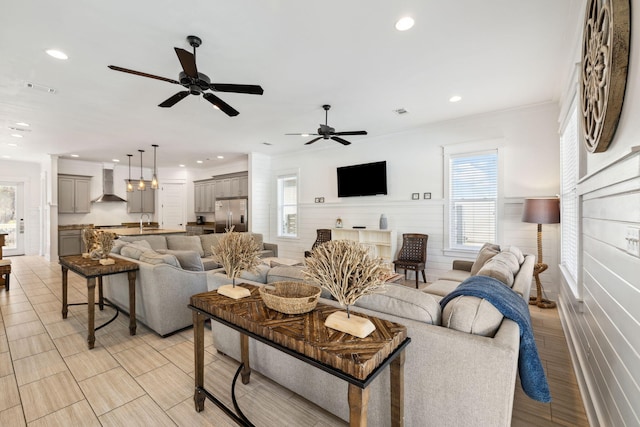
[{"xmin": 92, "ymin": 168, "xmax": 127, "ymax": 203}]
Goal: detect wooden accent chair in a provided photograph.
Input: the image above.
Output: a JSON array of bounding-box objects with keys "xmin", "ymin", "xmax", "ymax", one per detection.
[
  {"xmin": 393, "ymin": 233, "xmax": 428, "ymax": 288},
  {"xmin": 304, "ymin": 229, "xmax": 332, "ymax": 258}
]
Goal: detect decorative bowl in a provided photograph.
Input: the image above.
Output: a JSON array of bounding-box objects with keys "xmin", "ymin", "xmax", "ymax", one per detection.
[{"xmin": 259, "ymin": 281, "xmax": 321, "ymax": 314}]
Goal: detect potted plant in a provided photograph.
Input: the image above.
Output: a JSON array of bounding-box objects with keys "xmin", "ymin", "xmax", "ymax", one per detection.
[
  {"xmin": 211, "ymin": 227, "xmax": 261, "ymax": 299},
  {"xmin": 304, "ymin": 239, "xmax": 389, "ymax": 338}
]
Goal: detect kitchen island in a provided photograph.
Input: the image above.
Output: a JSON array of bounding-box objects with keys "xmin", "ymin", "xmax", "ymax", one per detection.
[{"xmin": 106, "ymin": 228, "xmax": 186, "ymax": 237}]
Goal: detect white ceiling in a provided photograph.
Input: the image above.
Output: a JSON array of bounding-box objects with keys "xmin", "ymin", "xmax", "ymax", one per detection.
[{"xmin": 0, "ymin": 0, "xmax": 583, "ymax": 169}]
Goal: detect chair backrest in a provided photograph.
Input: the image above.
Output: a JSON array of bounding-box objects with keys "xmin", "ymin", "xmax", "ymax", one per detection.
[
  {"xmin": 312, "ymin": 229, "xmax": 332, "ymax": 250},
  {"xmin": 397, "ymin": 233, "xmax": 428, "ymax": 262}
]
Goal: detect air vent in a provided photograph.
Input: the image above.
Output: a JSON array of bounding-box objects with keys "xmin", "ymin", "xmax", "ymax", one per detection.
[
  {"xmin": 8, "ymin": 127, "xmax": 31, "ymax": 132},
  {"xmin": 393, "ymin": 108, "xmax": 408, "ymax": 115},
  {"xmin": 24, "ymin": 81, "xmax": 57, "ymax": 94}
]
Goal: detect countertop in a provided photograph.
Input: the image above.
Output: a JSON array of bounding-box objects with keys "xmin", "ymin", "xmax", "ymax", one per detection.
[{"xmin": 108, "ymin": 228, "xmax": 186, "ymax": 236}]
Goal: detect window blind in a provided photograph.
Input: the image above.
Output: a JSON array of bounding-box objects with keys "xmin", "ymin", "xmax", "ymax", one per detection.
[
  {"xmin": 449, "ymin": 151, "xmax": 498, "ymax": 249},
  {"xmin": 560, "ymin": 105, "xmax": 579, "ymax": 284}
]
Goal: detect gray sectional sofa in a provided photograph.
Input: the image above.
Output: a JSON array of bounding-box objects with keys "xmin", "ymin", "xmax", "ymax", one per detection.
[
  {"xmin": 102, "ymin": 232, "xmax": 276, "ymax": 336},
  {"xmin": 206, "ymin": 244, "xmax": 535, "ymax": 427}
]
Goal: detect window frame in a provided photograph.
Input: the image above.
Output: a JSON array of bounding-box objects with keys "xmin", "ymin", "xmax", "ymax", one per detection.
[
  {"xmin": 443, "ymin": 140, "xmax": 503, "ymax": 256},
  {"xmin": 276, "ymin": 171, "xmax": 299, "ymax": 238}
]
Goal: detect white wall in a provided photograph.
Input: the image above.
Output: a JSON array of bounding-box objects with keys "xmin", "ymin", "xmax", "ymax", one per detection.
[
  {"xmin": 558, "ymin": 2, "xmax": 640, "ymax": 424},
  {"xmin": 0, "ymin": 158, "xmax": 42, "ymax": 255},
  {"xmin": 269, "ymin": 103, "xmax": 561, "ymax": 293}
]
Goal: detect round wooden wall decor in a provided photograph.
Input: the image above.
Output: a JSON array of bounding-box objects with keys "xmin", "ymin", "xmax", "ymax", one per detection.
[{"xmin": 580, "ymin": 0, "xmax": 630, "ymax": 153}]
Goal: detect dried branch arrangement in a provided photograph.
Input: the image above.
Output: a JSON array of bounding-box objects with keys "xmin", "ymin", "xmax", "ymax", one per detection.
[
  {"xmin": 96, "ymin": 231, "xmax": 117, "ymax": 258},
  {"xmin": 211, "ymin": 227, "xmax": 261, "ymax": 286},
  {"xmin": 304, "ymin": 239, "xmax": 390, "ymax": 314},
  {"xmin": 82, "ymin": 228, "xmax": 97, "ymax": 255},
  {"xmin": 88, "ymin": 230, "xmax": 116, "ymax": 260}
]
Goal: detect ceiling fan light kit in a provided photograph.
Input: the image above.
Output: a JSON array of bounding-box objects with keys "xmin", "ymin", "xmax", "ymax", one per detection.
[
  {"xmin": 108, "ymin": 35, "xmax": 264, "ymax": 116},
  {"xmin": 286, "ymin": 104, "xmax": 368, "ymax": 146}
]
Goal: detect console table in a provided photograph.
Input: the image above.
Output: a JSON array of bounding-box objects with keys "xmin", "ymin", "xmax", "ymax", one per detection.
[
  {"xmin": 59, "ymin": 255, "xmax": 139, "ymax": 349},
  {"xmin": 190, "ymin": 284, "xmax": 410, "ymax": 426}
]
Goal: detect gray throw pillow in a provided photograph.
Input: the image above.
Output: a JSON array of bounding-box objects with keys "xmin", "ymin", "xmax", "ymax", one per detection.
[
  {"xmin": 139, "ymin": 252, "xmax": 181, "ymax": 268},
  {"xmin": 120, "ymin": 241, "xmax": 154, "ymax": 260},
  {"xmin": 158, "ymin": 249, "xmax": 204, "ymax": 271},
  {"xmin": 240, "ymin": 264, "xmax": 270, "ymax": 283}
]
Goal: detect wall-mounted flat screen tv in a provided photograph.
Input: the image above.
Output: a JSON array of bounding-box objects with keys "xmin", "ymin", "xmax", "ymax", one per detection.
[{"xmin": 337, "ymin": 161, "xmax": 387, "ymax": 197}]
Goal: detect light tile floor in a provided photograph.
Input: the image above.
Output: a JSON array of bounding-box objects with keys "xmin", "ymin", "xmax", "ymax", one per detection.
[{"xmin": 0, "ymin": 256, "xmax": 589, "ymax": 426}]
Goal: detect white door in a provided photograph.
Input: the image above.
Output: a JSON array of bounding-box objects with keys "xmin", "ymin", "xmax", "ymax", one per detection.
[
  {"xmin": 0, "ymin": 182, "xmax": 25, "ymax": 256},
  {"xmin": 159, "ymin": 183, "xmax": 186, "ymax": 230}
]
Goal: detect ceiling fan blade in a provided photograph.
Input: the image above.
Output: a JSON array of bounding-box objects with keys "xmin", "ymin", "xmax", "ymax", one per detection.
[
  {"xmin": 305, "ymin": 137, "xmax": 323, "ymax": 145},
  {"xmin": 331, "ymin": 136, "xmax": 352, "ymax": 146},
  {"xmin": 108, "ymin": 65, "xmax": 180, "ymax": 84},
  {"xmin": 285, "ymin": 133, "xmax": 319, "ymax": 136},
  {"xmin": 211, "ymin": 83, "xmax": 264, "ymax": 95},
  {"xmin": 203, "ymin": 93, "xmax": 239, "ymax": 117},
  {"xmin": 334, "ymin": 130, "xmax": 368, "ymax": 136},
  {"xmin": 158, "ymin": 91, "xmax": 190, "ymax": 107},
  {"xmin": 174, "ymin": 48, "xmax": 198, "ymax": 78}
]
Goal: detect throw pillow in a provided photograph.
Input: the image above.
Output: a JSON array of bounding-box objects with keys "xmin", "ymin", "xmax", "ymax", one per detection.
[
  {"xmin": 476, "ymin": 252, "xmax": 518, "ymax": 287},
  {"xmin": 111, "ymin": 239, "xmax": 127, "ymax": 254},
  {"xmin": 470, "ymin": 243, "xmax": 501, "ymax": 276},
  {"xmin": 139, "ymin": 252, "xmax": 181, "ymax": 268},
  {"xmin": 117, "ymin": 236, "xmax": 168, "ymax": 251},
  {"xmin": 166, "ymin": 235, "xmax": 205, "ymax": 257},
  {"xmin": 441, "ymin": 295, "xmax": 504, "ymax": 337},
  {"xmin": 199, "ymin": 234, "xmax": 222, "ymax": 257},
  {"xmin": 120, "ymin": 241, "xmax": 154, "ymax": 260},
  {"xmin": 502, "ymin": 245, "xmax": 525, "ymax": 265},
  {"xmin": 158, "ymin": 249, "xmax": 204, "ymax": 271},
  {"xmin": 240, "ymin": 264, "xmax": 270, "ymax": 283},
  {"xmin": 354, "ymin": 285, "xmax": 441, "ymax": 325}
]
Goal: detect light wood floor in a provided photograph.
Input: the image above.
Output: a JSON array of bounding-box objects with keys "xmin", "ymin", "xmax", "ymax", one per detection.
[{"xmin": 0, "ymin": 256, "xmax": 589, "ymax": 426}]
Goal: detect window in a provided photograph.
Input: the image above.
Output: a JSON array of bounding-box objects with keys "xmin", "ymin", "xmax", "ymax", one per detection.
[
  {"xmin": 277, "ymin": 174, "xmax": 298, "ymax": 237},
  {"xmin": 447, "ymin": 150, "xmax": 498, "ymax": 250},
  {"xmin": 560, "ymin": 98, "xmax": 580, "ymax": 295}
]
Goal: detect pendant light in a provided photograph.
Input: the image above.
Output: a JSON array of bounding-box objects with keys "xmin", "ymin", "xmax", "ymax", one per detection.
[
  {"xmin": 138, "ymin": 149, "xmax": 146, "ymax": 191},
  {"xmin": 126, "ymin": 154, "xmax": 134, "ymax": 192},
  {"xmin": 151, "ymin": 144, "xmax": 159, "ymax": 189}
]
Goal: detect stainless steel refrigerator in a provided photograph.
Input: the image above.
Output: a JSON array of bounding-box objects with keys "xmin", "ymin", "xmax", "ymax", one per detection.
[{"xmin": 215, "ymin": 198, "xmax": 248, "ymax": 233}]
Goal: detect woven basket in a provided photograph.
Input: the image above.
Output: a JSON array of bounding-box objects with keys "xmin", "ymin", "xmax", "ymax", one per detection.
[{"xmin": 259, "ymin": 281, "xmax": 322, "ymax": 314}]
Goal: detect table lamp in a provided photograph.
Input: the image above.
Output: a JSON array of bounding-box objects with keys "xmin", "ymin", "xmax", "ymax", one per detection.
[{"xmin": 522, "ymin": 198, "xmax": 560, "ymax": 308}]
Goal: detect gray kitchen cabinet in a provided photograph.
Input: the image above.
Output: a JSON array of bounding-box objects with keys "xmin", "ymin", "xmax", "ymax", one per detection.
[
  {"xmin": 58, "ymin": 175, "xmax": 92, "ymax": 214},
  {"xmin": 215, "ymin": 178, "xmax": 231, "ymax": 198},
  {"xmin": 59, "ymin": 229, "xmax": 85, "ymax": 256},
  {"xmin": 194, "ymin": 179, "xmax": 215, "ymax": 212},
  {"xmin": 127, "ymin": 181, "xmax": 155, "ymax": 213},
  {"xmin": 186, "ymin": 225, "xmax": 204, "ymax": 236}
]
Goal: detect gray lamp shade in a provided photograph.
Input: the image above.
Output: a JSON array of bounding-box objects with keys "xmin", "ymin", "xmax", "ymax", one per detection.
[{"xmin": 522, "ymin": 198, "xmax": 560, "ymax": 224}]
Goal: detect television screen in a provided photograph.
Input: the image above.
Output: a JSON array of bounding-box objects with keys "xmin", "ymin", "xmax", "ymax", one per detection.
[{"xmin": 337, "ymin": 161, "xmax": 387, "ymax": 197}]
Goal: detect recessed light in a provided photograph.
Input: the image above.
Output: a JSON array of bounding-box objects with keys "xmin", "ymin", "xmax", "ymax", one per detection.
[
  {"xmin": 112, "ymin": 159, "xmax": 120, "ymax": 162},
  {"xmin": 2, "ymin": 155, "xmax": 10, "ymax": 159},
  {"xmin": 70, "ymin": 154, "xmax": 79, "ymax": 158},
  {"xmin": 217, "ymin": 155, "xmax": 224, "ymax": 159},
  {"xmin": 301, "ymin": 134, "xmax": 309, "ymax": 137},
  {"xmin": 46, "ymin": 49, "xmax": 68, "ymax": 60},
  {"xmin": 449, "ymin": 95, "xmax": 462, "ymax": 103},
  {"xmin": 395, "ymin": 17, "xmax": 415, "ymax": 31},
  {"xmin": 16, "ymin": 122, "xmax": 30, "ymax": 127},
  {"xmin": 179, "ymin": 164, "xmax": 185, "ymax": 167},
  {"xmin": 196, "ymin": 160, "xmax": 203, "ymax": 164},
  {"xmin": 11, "ymin": 134, "xmax": 23, "ymax": 138},
  {"xmin": 8, "ymin": 143, "xmax": 18, "ymax": 147}
]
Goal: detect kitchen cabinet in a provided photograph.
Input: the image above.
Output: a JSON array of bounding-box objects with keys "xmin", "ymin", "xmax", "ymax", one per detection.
[
  {"xmin": 194, "ymin": 180, "xmax": 215, "ymax": 212},
  {"xmin": 186, "ymin": 225, "xmax": 204, "ymax": 236},
  {"xmin": 127, "ymin": 181, "xmax": 155, "ymax": 213},
  {"xmin": 215, "ymin": 178, "xmax": 231, "ymax": 198},
  {"xmin": 215, "ymin": 173, "xmax": 248, "ymax": 198},
  {"xmin": 59, "ymin": 229, "xmax": 85, "ymax": 256},
  {"xmin": 58, "ymin": 175, "xmax": 92, "ymax": 214}
]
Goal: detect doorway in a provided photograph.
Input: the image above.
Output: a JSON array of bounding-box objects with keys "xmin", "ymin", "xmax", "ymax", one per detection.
[
  {"xmin": 0, "ymin": 182, "xmax": 25, "ymax": 256},
  {"xmin": 159, "ymin": 183, "xmax": 186, "ymax": 230}
]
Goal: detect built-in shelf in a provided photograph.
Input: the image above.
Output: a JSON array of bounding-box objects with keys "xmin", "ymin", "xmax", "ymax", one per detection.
[{"xmin": 331, "ymin": 228, "xmax": 396, "ymax": 262}]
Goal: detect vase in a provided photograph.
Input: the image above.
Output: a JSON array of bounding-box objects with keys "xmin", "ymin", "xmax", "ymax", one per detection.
[{"xmin": 379, "ymin": 214, "xmax": 388, "ymax": 230}]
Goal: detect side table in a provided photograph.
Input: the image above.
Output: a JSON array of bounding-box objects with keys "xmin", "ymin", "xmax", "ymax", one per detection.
[{"xmin": 59, "ymin": 255, "xmax": 139, "ymax": 349}]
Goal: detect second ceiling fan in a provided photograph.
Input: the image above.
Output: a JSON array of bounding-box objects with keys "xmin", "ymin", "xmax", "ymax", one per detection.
[
  {"xmin": 287, "ymin": 105, "xmax": 368, "ymax": 145},
  {"xmin": 108, "ymin": 35, "xmax": 263, "ymax": 117}
]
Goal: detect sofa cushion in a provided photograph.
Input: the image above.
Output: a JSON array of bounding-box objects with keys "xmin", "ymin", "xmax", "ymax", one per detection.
[
  {"xmin": 158, "ymin": 249, "xmax": 204, "ymax": 271},
  {"xmin": 139, "ymin": 252, "xmax": 181, "ymax": 268},
  {"xmin": 470, "ymin": 243, "xmax": 501, "ymax": 276},
  {"xmin": 199, "ymin": 234, "xmax": 222, "ymax": 257},
  {"xmin": 423, "ymin": 279, "xmax": 460, "ymax": 297},
  {"xmin": 438, "ymin": 269, "xmax": 471, "ymax": 282},
  {"xmin": 239, "ymin": 264, "xmax": 270, "ymax": 283},
  {"xmin": 441, "ymin": 295, "xmax": 504, "ymax": 337},
  {"xmin": 476, "ymin": 252, "xmax": 519, "ymax": 287},
  {"xmin": 354, "ymin": 285, "xmax": 441, "ymax": 325},
  {"xmin": 201, "ymin": 257, "xmax": 222, "ymax": 271},
  {"xmin": 117, "ymin": 235, "xmax": 168, "ymax": 251},
  {"xmin": 251, "ymin": 233, "xmax": 264, "ymax": 248},
  {"xmin": 502, "ymin": 245, "xmax": 525, "ymax": 265},
  {"xmin": 166, "ymin": 235, "xmax": 204, "ymax": 257},
  {"xmin": 120, "ymin": 241, "xmax": 154, "ymax": 260},
  {"xmin": 111, "ymin": 239, "xmax": 127, "ymax": 254}
]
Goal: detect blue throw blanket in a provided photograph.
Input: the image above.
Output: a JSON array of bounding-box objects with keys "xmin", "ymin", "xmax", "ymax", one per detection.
[{"xmin": 440, "ymin": 275, "xmax": 551, "ymax": 402}]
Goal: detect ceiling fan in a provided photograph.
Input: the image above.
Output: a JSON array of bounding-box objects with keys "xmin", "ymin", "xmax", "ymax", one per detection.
[
  {"xmin": 108, "ymin": 35, "xmax": 263, "ymax": 117},
  {"xmin": 286, "ymin": 104, "xmax": 368, "ymax": 145}
]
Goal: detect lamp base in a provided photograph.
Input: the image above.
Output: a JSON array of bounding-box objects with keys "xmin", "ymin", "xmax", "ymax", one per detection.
[{"xmin": 529, "ymin": 296, "xmax": 556, "ymax": 309}]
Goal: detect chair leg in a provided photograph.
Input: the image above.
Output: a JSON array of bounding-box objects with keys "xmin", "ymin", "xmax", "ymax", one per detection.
[
  {"xmin": 421, "ymin": 270, "xmax": 427, "ymax": 283},
  {"xmin": 5, "ymin": 273, "xmax": 8, "ymax": 291},
  {"xmin": 415, "ymin": 271, "xmax": 418, "ymax": 288}
]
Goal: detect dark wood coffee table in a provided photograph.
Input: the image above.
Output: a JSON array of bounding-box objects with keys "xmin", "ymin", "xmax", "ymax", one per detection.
[
  {"xmin": 59, "ymin": 255, "xmax": 139, "ymax": 349},
  {"xmin": 190, "ymin": 284, "xmax": 410, "ymax": 427}
]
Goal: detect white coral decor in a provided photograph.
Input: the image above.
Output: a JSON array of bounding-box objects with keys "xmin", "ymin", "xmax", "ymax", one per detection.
[
  {"xmin": 303, "ymin": 239, "xmax": 389, "ymax": 315},
  {"xmin": 211, "ymin": 228, "xmax": 261, "ymax": 286}
]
